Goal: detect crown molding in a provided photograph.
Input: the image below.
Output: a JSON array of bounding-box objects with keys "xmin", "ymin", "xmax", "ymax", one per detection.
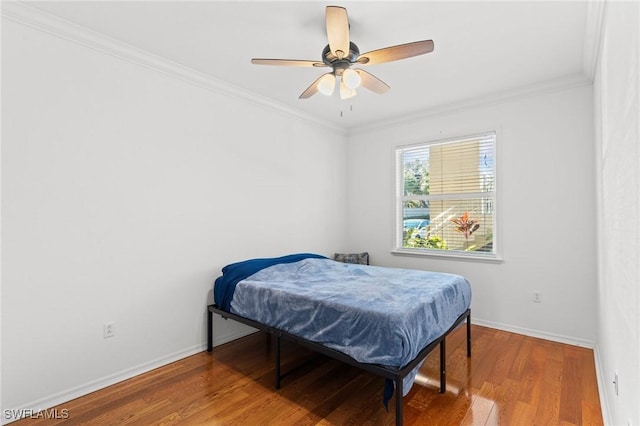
[
  {"xmin": 583, "ymin": 0, "xmax": 606, "ymax": 81},
  {"xmin": 348, "ymin": 72, "xmax": 593, "ymax": 136},
  {"xmin": 1, "ymin": 1, "xmax": 347, "ymax": 136},
  {"xmin": 2, "ymin": 1, "xmax": 598, "ymax": 139}
]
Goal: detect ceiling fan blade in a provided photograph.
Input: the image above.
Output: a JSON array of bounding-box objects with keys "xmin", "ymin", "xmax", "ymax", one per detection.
[
  {"xmin": 299, "ymin": 72, "xmax": 333, "ymax": 99},
  {"xmin": 251, "ymin": 58, "xmax": 326, "ymax": 67},
  {"xmin": 355, "ymin": 69, "xmax": 390, "ymax": 94},
  {"xmin": 326, "ymin": 6, "xmax": 350, "ymax": 59},
  {"xmin": 356, "ymin": 40, "xmax": 434, "ymax": 65}
]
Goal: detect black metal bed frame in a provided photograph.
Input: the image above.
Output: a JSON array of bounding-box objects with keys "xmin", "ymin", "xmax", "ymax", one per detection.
[{"xmin": 207, "ymin": 304, "xmax": 471, "ymax": 426}]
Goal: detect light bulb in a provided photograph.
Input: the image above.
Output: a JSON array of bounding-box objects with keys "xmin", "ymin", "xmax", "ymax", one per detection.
[
  {"xmin": 317, "ymin": 73, "xmax": 336, "ymax": 96},
  {"xmin": 342, "ymin": 68, "xmax": 361, "ymax": 89},
  {"xmin": 340, "ymin": 79, "xmax": 357, "ymax": 100}
]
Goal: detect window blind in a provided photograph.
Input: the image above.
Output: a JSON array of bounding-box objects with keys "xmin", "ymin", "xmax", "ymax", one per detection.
[{"xmin": 396, "ymin": 132, "xmax": 497, "ymax": 257}]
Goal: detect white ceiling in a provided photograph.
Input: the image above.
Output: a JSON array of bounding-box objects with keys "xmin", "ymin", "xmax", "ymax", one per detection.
[{"xmin": 26, "ymin": 1, "xmax": 592, "ymax": 131}]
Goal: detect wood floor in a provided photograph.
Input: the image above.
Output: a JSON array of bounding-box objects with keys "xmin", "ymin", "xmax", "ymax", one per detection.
[{"xmin": 14, "ymin": 324, "xmax": 603, "ymax": 425}]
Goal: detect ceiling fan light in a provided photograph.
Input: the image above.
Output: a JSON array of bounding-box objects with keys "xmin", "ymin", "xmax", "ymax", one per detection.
[
  {"xmin": 317, "ymin": 73, "xmax": 336, "ymax": 96},
  {"xmin": 340, "ymin": 80, "xmax": 357, "ymax": 100},
  {"xmin": 342, "ymin": 68, "xmax": 361, "ymax": 89}
]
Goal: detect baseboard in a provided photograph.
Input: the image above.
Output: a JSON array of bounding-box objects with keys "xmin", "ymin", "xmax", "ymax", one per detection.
[
  {"xmin": 593, "ymin": 345, "xmax": 613, "ymax": 425},
  {"xmin": 1, "ymin": 329, "xmax": 255, "ymax": 425},
  {"xmin": 472, "ymin": 318, "xmax": 596, "ymax": 348},
  {"xmin": 1, "ymin": 344, "xmax": 200, "ymax": 424}
]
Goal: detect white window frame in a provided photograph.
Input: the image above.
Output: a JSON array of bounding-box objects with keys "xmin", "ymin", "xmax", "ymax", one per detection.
[{"xmin": 392, "ymin": 131, "xmax": 501, "ymax": 262}]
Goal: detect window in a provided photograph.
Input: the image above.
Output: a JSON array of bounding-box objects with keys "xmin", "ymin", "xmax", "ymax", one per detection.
[{"xmin": 395, "ymin": 132, "xmax": 497, "ymax": 259}]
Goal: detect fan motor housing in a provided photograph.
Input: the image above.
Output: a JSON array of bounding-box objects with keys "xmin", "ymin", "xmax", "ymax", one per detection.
[{"xmin": 322, "ymin": 42, "xmax": 360, "ymax": 72}]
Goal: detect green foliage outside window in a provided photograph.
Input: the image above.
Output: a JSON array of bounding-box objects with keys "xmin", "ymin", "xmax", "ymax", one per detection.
[
  {"xmin": 403, "ymin": 228, "xmax": 447, "ymax": 250},
  {"xmin": 403, "ymin": 159, "xmax": 429, "ymax": 196}
]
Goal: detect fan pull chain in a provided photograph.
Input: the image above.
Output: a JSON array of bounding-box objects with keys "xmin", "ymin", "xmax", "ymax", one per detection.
[{"xmin": 340, "ymin": 104, "xmax": 354, "ymax": 118}]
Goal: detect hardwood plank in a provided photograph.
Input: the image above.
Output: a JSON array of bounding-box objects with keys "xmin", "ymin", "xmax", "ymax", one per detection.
[
  {"xmin": 459, "ymin": 383, "xmax": 497, "ymax": 426},
  {"xmin": 560, "ymin": 351, "xmax": 584, "ymax": 424},
  {"xmin": 534, "ymin": 357, "xmax": 564, "ymax": 425},
  {"xmin": 419, "ymin": 379, "xmax": 473, "ymax": 425},
  {"xmin": 510, "ymin": 400, "xmax": 538, "ymax": 425},
  {"xmin": 485, "ymin": 333, "xmax": 523, "ymax": 386},
  {"xmin": 12, "ymin": 325, "xmax": 603, "ymax": 426},
  {"xmin": 485, "ymin": 378, "xmax": 520, "ymax": 425},
  {"xmin": 515, "ymin": 338, "xmax": 547, "ymax": 406}
]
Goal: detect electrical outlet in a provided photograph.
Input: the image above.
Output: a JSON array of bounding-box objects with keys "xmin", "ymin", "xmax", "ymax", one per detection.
[
  {"xmin": 103, "ymin": 322, "xmax": 115, "ymax": 339},
  {"xmin": 533, "ymin": 291, "xmax": 542, "ymax": 303}
]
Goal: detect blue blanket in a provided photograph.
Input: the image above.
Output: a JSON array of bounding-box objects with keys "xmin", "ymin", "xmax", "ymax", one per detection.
[
  {"xmin": 213, "ymin": 255, "xmax": 471, "ymax": 404},
  {"xmin": 213, "ymin": 253, "xmax": 326, "ymax": 311}
]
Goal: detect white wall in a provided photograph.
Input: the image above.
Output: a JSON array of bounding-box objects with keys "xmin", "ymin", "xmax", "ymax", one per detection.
[
  {"xmin": 346, "ymin": 85, "xmax": 597, "ymax": 345},
  {"xmin": 593, "ymin": 2, "xmax": 640, "ymax": 425},
  {"xmin": 1, "ymin": 17, "xmax": 347, "ymax": 417},
  {"xmin": 5, "ymin": 2, "xmax": 636, "ymax": 423}
]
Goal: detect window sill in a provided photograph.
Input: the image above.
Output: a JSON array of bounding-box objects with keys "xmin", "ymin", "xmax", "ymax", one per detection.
[{"xmin": 391, "ymin": 248, "xmax": 503, "ymax": 263}]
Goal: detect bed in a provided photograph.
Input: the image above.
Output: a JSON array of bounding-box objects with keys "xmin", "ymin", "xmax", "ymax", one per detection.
[{"xmin": 207, "ymin": 253, "xmax": 472, "ymax": 426}]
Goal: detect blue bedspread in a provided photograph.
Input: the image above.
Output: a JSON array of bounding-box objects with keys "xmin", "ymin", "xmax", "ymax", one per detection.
[
  {"xmin": 213, "ymin": 253, "xmax": 326, "ymax": 311},
  {"xmin": 214, "ymin": 255, "xmax": 472, "ymax": 400}
]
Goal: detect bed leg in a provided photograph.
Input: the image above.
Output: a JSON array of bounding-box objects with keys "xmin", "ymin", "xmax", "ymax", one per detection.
[
  {"xmin": 467, "ymin": 313, "xmax": 472, "ymax": 357},
  {"xmin": 439, "ymin": 339, "xmax": 446, "ymax": 394},
  {"xmin": 274, "ymin": 334, "xmax": 281, "ymax": 389},
  {"xmin": 207, "ymin": 306, "xmax": 213, "ymax": 352},
  {"xmin": 395, "ymin": 377, "xmax": 403, "ymax": 426}
]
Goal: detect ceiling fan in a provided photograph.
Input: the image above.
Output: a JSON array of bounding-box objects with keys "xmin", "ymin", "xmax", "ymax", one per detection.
[{"xmin": 251, "ymin": 6, "xmax": 434, "ymax": 100}]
